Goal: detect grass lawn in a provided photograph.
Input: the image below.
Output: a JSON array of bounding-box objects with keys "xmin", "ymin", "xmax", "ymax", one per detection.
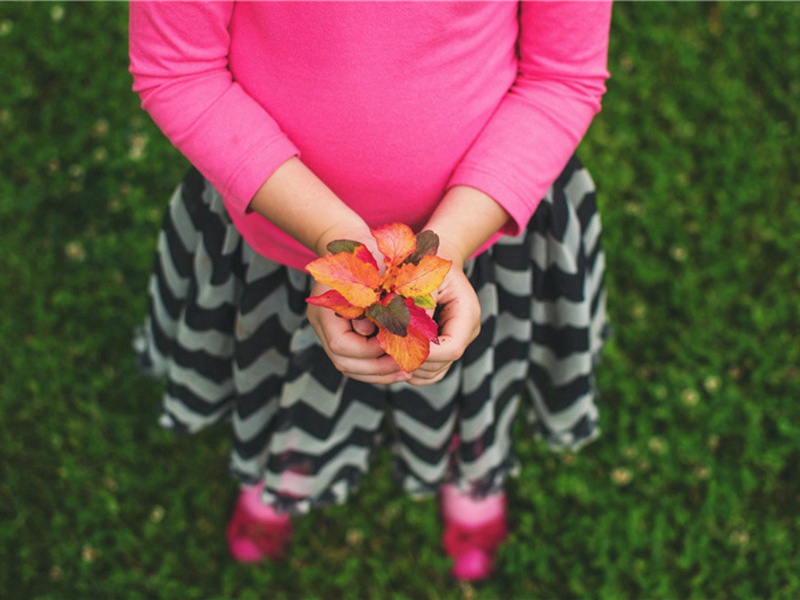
[{"xmin": 1, "ymin": 2, "xmax": 799, "ymax": 598}]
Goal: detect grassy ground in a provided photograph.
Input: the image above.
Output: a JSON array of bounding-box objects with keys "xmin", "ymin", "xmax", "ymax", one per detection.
[{"xmin": 1, "ymin": 3, "xmax": 799, "ymax": 598}]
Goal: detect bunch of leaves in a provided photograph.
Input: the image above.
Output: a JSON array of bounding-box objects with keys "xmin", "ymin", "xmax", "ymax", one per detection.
[{"xmin": 306, "ymin": 223, "xmax": 452, "ymax": 372}]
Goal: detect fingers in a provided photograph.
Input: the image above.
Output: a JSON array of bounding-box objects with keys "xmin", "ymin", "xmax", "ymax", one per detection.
[
  {"xmin": 316, "ymin": 327, "xmax": 411, "ymax": 383},
  {"xmin": 344, "ymin": 370, "xmax": 411, "ymax": 385},
  {"xmin": 406, "ymin": 283, "xmax": 482, "ymax": 386},
  {"xmin": 309, "ymin": 301, "xmax": 411, "ymax": 383},
  {"xmin": 399, "ymin": 336, "xmax": 457, "ymax": 385},
  {"xmin": 351, "ymin": 318, "xmax": 377, "ymax": 337},
  {"xmin": 309, "ymin": 307, "xmax": 381, "ymax": 358},
  {"xmin": 325, "ymin": 328, "xmax": 385, "ymax": 359},
  {"xmin": 307, "ymin": 256, "xmax": 481, "ymax": 386}
]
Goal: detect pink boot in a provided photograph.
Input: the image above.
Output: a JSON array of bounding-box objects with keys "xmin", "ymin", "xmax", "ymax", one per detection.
[
  {"xmin": 440, "ymin": 485, "xmax": 508, "ymax": 581},
  {"xmin": 226, "ymin": 486, "xmax": 293, "ymax": 563}
]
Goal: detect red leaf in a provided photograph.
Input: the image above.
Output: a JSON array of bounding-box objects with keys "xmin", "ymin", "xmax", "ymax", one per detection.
[
  {"xmin": 306, "ymin": 290, "xmax": 365, "ymax": 319},
  {"xmin": 393, "ymin": 255, "xmax": 452, "ymax": 298},
  {"xmin": 404, "ymin": 298, "xmax": 439, "ymax": 344},
  {"xmin": 354, "ymin": 244, "xmax": 380, "ymax": 270},
  {"xmin": 370, "ymin": 223, "xmax": 417, "ymax": 270},
  {"xmin": 377, "ymin": 326, "xmax": 430, "ymax": 373},
  {"xmin": 305, "ymin": 252, "xmax": 381, "ymax": 308}
]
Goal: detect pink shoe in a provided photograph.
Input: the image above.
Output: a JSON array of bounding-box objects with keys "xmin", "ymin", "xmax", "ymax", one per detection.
[
  {"xmin": 226, "ymin": 493, "xmax": 293, "ymax": 563},
  {"xmin": 441, "ymin": 492, "xmax": 508, "ymax": 582}
]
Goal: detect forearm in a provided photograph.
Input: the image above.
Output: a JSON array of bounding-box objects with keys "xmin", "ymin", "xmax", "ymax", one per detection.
[
  {"xmin": 423, "ymin": 185, "xmax": 511, "ymax": 266},
  {"xmin": 446, "ymin": 1, "xmax": 611, "ymax": 236},
  {"xmin": 248, "ymin": 157, "xmax": 371, "ymax": 257}
]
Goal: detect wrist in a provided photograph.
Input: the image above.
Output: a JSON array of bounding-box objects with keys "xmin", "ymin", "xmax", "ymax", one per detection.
[
  {"xmin": 433, "ymin": 235, "xmax": 468, "ymax": 270},
  {"xmin": 423, "ymin": 185, "xmax": 510, "ymax": 265},
  {"xmin": 313, "ymin": 220, "xmax": 374, "ymax": 257},
  {"xmin": 249, "ymin": 157, "xmax": 371, "ymax": 258}
]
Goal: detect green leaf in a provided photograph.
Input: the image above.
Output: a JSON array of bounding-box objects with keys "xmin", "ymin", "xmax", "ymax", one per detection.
[
  {"xmin": 366, "ymin": 295, "xmax": 410, "ymax": 337},
  {"xmin": 404, "ymin": 230, "xmax": 439, "ymax": 265},
  {"xmin": 412, "ymin": 294, "xmax": 436, "ymax": 309},
  {"xmin": 326, "ymin": 239, "xmax": 363, "ymax": 254}
]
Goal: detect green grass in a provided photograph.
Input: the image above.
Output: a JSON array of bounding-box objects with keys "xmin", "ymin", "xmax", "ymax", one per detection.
[{"xmin": 1, "ymin": 2, "xmax": 799, "ymax": 598}]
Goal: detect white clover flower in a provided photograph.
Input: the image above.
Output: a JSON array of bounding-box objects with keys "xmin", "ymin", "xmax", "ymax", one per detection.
[
  {"xmin": 149, "ymin": 505, "xmax": 165, "ymax": 523},
  {"xmin": 64, "ymin": 241, "xmax": 87, "ymax": 263},
  {"xmin": 703, "ymin": 375, "xmax": 721, "ymax": 393},
  {"xmin": 670, "ymin": 245, "xmax": 688, "ymax": 262},
  {"xmin": 611, "ymin": 467, "xmax": 633, "ymax": 486},
  {"xmin": 681, "ymin": 388, "xmax": 700, "ymax": 407},
  {"xmin": 647, "ymin": 437, "xmax": 667, "ymax": 455}
]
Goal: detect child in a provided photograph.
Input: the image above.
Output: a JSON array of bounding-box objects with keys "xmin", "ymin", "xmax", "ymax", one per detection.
[{"xmin": 130, "ymin": 0, "xmax": 611, "ymax": 582}]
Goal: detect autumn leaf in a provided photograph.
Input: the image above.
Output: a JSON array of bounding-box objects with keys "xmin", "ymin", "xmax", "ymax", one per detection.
[
  {"xmin": 377, "ymin": 326, "xmax": 431, "ymax": 373},
  {"xmin": 326, "ymin": 239, "xmax": 362, "ymax": 254},
  {"xmin": 405, "ymin": 298, "xmax": 439, "ymax": 344},
  {"xmin": 305, "ymin": 223, "xmax": 452, "ymax": 372},
  {"xmin": 370, "ymin": 223, "xmax": 417, "ymax": 270},
  {"xmin": 404, "ymin": 230, "xmax": 439, "ymax": 266},
  {"xmin": 412, "ymin": 293, "xmax": 436, "ymax": 310},
  {"xmin": 393, "ymin": 255, "xmax": 451, "ymax": 298},
  {"xmin": 306, "ymin": 290, "xmax": 365, "ymax": 319},
  {"xmin": 327, "ymin": 239, "xmax": 379, "ymax": 270},
  {"xmin": 306, "ymin": 252, "xmax": 381, "ymax": 308},
  {"xmin": 365, "ymin": 294, "xmax": 410, "ymax": 337}
]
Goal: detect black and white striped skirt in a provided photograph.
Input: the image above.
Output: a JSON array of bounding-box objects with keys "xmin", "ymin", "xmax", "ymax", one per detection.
[{"xmin": 133, "ymin": 157, "xmax": 608, "ymax": 514}]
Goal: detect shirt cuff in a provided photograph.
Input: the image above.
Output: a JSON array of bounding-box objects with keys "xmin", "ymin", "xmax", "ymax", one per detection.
[
  {"xmin": 447, "ymin": 165, "xmax": 541, "ymax": 237},
  {"xmin": 222, "ymin": 133, "xmax": 301, "ymax": 214}
]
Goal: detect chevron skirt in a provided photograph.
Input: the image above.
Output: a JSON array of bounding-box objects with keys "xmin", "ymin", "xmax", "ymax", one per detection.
[{"xmin": 134, "ymin": 158, "xmax": 608, "ymax": 514}]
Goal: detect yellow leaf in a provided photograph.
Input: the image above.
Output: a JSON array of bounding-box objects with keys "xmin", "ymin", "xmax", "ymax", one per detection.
[
  {"xmin": 412, "ymin": 293, "xmax": 436, "ymax": 310},
  {"xmin": 393, "ymin": 255, "xmax": 451, "ymax": 298}
]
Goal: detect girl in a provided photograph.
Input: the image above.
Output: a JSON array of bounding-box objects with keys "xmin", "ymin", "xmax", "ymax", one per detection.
[{"xmin": 130, "ymin": 0, "xmax": 611, "ymax": 582}]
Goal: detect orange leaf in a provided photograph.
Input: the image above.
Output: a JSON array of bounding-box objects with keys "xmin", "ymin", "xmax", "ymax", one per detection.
[
  {"xmin": 371, "ymin": 223, "xmax": 417, "ymax": 270},
  {"xmin": 377, "ymin": 326, "xmax": 430, "ymax": 373},
  {"xmin": 306, "ymin": 253, "xmax": 381, "ymax": 308},
  {"xmin": 380, "ymin": 267, "xmax": 398, "ymax": 294},
  {"xmin": 393, "ymin": 255, "xmax": 452, "ymax": 298},
  {"xmin": 326, "ymin": 239, "xmax": 379, "ymax": 270},
  {"xmin": 306, "ymin": 290, "xmax": 365, "ymax": 319}
]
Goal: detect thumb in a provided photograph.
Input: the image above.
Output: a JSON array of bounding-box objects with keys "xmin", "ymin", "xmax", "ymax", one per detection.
[{"xmin": 351, "ymin": 318, "xmax": 377, "ymax": 337}]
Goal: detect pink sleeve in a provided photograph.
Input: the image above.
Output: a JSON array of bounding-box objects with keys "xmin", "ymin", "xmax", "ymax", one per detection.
[
  {"xmin": 448, "ymin": 1, "xmax": 612, "ymax": 235},
  {"xmin": 128, "ymin": 1, "xmax": 299, "ymax": 214}
]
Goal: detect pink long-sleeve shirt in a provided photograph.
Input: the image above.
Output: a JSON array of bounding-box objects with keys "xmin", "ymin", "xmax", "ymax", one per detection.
[{"xmin": 130, "ymin": 1, "xmax": 611, "ymax": 271}]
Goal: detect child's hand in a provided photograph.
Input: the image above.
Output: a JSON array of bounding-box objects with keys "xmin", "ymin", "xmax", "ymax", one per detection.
[
  {"xmin": 306, "ymin": 279, "xmax": 412, "ymax": 385},
  {"xmin": 406, "ymin": 256, "xmax": 481, "ymax": 386},
  {"xmin": 405, "ymin": 184, "xmax": 510, "ymax": 385}
]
